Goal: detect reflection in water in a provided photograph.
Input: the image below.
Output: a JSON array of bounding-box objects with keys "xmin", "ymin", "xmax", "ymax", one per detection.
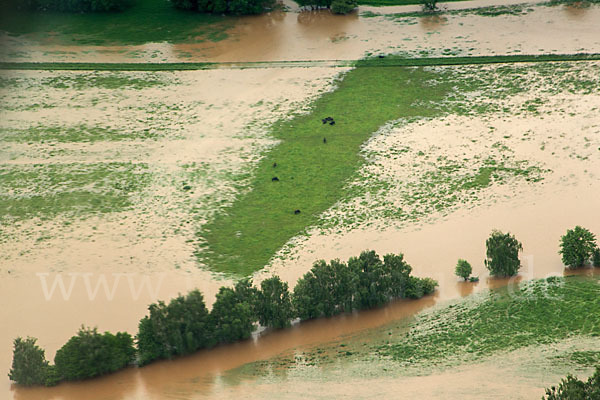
[
  {"xmin": 419, "ymin": 15, "xmax": 448, "ymax": 31},
  {"xmin": 563, "ymin": 1, "xmax": 590, "ymax": 19}
]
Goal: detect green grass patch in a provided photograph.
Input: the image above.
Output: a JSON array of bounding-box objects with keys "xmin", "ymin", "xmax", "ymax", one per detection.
[
  {"xmin": 0, "ymin": 0, "xmax": 232, "ymax": 46},
  {"xmin": 0, "ymin": 162, "xmax": 150, "ymax": 220},
  {"xmin": 375, "ymin": 276, "xmax": 600, "ymax": 365},
  {"xmin": 198, "ymin": 66, "xmax": 454, "ymax": 275},
  {"xmin": 0, "ymin": 124, "xmax": 163, "ymax": 143},
  {"xmin": 3, "ymin": 54, "xmax": 600, "ymax": 71}
]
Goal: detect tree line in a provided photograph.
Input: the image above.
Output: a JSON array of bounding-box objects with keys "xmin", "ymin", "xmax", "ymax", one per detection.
[
  {"xmin": 9, "ymin": 249, "xmax": 436, "ymax": 386},
  {"xmin": 3, "ymin": 0, "xmax": 358, "ymax": 16}
]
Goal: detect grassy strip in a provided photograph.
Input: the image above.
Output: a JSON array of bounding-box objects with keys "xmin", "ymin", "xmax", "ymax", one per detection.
[
  {"xmin": 198, "ymin": 66, "xmax": 454, "ymax": 275},
  {"xmin": 376, "ymin": 276, "xmax": 600, "ymax": 365},
  {"xmin": 0, "ymin": 0, "xmax": 231, "ymax": 46},
  {"xmin": 2, "ymin": 54, "xmax": 600, "ymax": 71},
  {"xmin": 0, "ymin": 162, "xmax": 150, "ymax": 220}
]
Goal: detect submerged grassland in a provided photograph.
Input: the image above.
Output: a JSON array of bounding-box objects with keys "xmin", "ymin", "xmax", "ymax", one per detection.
[
  {"xmin": 1, "ymin": 60, "xmax": 598, "ymax": 277},
  {"xmin": 231, "ymin": 276, "xmax": 600, "ymax": 382}
]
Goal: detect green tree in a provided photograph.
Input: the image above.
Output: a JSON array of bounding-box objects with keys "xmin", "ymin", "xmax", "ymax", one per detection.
[
  {"xmin": 544, "ymin": 366, "xmax": 600, "ymax": 399},
  {"xmin": 559, "ymin": 226, "xmax": 597, "ymax": 269},
  {"xmin": 8, "ymin": 337, "xmax": 49, "ymax": 387},
  {"xmin": 137, "ymin": 289, "xmax": 213, "ymax": 365},
  {"xmin": 420, "ymin": 0, "xmax": 438, "ymax": 12},
  {"xmin": 405, "ymin": 276, "xmax": 438, "ymax": 299},
  {"xmin": 349, "ymin": 250, "xmax": 387, "ymax": 309},
  {"xmin": 331, "ymin": 0, "xmax": 356, "ymax": 14},
  {"xmin": 593, "ymin": 247, "xmax": 600, "ymax": 268},
  {"xmin": 484, "ymin": 230, "xmax": 523, "ymax": 277},
  {"xmin": 54, "ymin": 326, "xmax": 135, "ymax": 381},
  {"xmin": 455, "ymin": 259, "xmax": 472, "ymax": 281},
  {"xmin": 257, "ymin": 276, "xmax": 294, "ymax": 329},
  {"xmin": 171, "ymin": 0, "xmax": 275, "ymax": 15},
  {"xmin": 211, "ymin": 279, "xmax": 259, "ymax": 343}
]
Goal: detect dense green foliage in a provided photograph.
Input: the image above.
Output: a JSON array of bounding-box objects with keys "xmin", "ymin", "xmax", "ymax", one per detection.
[
  {"xmin": 8, "ymin": 338, "xmax": 50, "ymax": 387},
  {"xmin": 376, "ymin": 276, "xmax": 600, "ymax": 365},
  {"xmin": 420, "ymin": 0, "xmax": 438, "ymax": 11},
  {"xmin": 455, "ymin": 259, "xmax": 472, "ymax": 280},
  {"xmin": 293, "ymin": 251, "xmax": 437, "ymax": 320},
  {"xmin": 54, "ymin": 327, "xmax": 135, "ymax": 381},
  {"xmin": 137, "ymin": 290, "xmax": 213, "ymax": 365},
  {"xmin": 211, "ymin": 279, "xmax": 259, "ymax": 343},
  {"xmin": 4, "ymin": 0, "xmax": 133, "ymax": 12},
  {"xmin": 256, "ymin": 276, "xmax": 294, "ymax": 329},
  {"xmin": 170, "ymin": 0, "xmax": 275, "ymax": 15},
  {"xmin": 559, "ymin": 226, "xmax": 598, "ymax": 269},
  {"xmin": 331, "ymin": 0, "xmax": 357, "ymax": 13},
  {"xmin": 593, "ymin": 247, "xmax": 600, "ymax": 268},
  {"xmin": 9, "ymin": 249, "xmax": 437, "ymax": 386},
  {"xmin": 544, "ymin": 366, "xmax": 600, "ymax": 400},
  {"xmin": 484, "ymin": 230, "xmax": 523, "ymax": 276}
]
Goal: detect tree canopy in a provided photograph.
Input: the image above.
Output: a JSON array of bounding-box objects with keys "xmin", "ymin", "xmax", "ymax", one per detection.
[
  {"xmin": 559, "ymin": 226, "xmax": 597, "ymax": 269},
  {"xmin": 484, "ymin": 230, "xmax": 523, "ymax": 277}
]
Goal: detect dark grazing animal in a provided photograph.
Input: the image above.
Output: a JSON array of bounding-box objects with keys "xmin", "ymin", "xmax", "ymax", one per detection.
[
  {"xmin": 272, "ymin": 177, "xmax": 279, "ymax": 182},
  {"xmin": 323, "ymin": 137, "xmax": 327, "ymax": 143},
  {"xmin": 273, "ymin": 162, "xmax": 277, "ymax": 168},
  {"xmin": 329, "ymin": 120, "xmax": 335, "ymax": 125},
  {"xmin": 294, "ymin": 209, "xmax": 301, "ymax": 215}
]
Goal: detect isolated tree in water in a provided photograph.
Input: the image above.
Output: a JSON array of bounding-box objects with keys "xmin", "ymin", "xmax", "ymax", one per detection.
[
  {"xmin": 559, "ymin": 226, "xmax": 597, "ymax": 269},
  {"xmin": 484, "ymin": 230, "xmax": 522, "ymax": 277},
  {"xmin": 455, "ymin": 259, "xmax": 472, "ymax": 281}
]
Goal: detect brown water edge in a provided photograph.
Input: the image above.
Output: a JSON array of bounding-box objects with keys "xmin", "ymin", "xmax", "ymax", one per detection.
[
  {"xmin": 7, "ymin": 271, "xmax": 600, "ymax": 400},
  {"xmin": 2, "ymin": 2, "xmax": 600, "ymax": 63}
]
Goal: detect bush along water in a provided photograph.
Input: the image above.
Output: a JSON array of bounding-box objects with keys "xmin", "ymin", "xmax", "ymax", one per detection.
[{"xmin": 9, "ymin": 249, "xmax": 436, "ymax": 387}]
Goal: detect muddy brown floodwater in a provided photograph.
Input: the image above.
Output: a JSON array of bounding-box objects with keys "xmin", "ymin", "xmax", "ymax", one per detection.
[
  {"xmin": 2, "ymin": 1, "xmax": 600, "ymax": 399},
  {"xmin": 2, "ymin": 1, "xmax": 600, "ymax": 63}
]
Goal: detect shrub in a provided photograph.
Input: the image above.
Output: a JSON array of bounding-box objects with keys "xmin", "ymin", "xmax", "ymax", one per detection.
[
  {"xmin": 256, "ymin": 276, "xmax": 294, "ymax": 329},
  {"xmin": 484, "ymin": 230, "xmax": 523, "ymax": 276},
  {"xmin": 455, "ymin": 259, "xmax": 472, "ymax": 281},
  {"xmin": 543, "ymin": 366, "xmax": 600, "ymax": 399},
  {"xmin": 9, "ymin": 337, "xmax": 50, "ymax": 387},
  {"xmin": 559, "ymin": 226, "xmax": 597, "ymax": 269},
  {"xmin": 137, "ymin": 289, "xmax": 213, "ymax": 365},
  {"xmin": 331, "ymin": 0, "xmax": 356, "ymax": 14},
  {"xmin": 54, "ymin": 326, "xmax": 135, "ymax": 381}
]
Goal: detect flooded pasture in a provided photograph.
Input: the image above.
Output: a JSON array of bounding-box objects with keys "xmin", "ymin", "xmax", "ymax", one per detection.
[{"xmin": 2, "ymin": 1, "xmax": 600, "ymax": 399}]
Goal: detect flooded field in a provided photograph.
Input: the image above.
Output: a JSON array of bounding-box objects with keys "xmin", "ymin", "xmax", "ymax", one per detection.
[
  {"xmin": 1, "ymin": 1, "xmax": 600, "ymax": 62},
  {"xmin": 2, "ymin": 1, "xmax": 600, "ymax": 399}
]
